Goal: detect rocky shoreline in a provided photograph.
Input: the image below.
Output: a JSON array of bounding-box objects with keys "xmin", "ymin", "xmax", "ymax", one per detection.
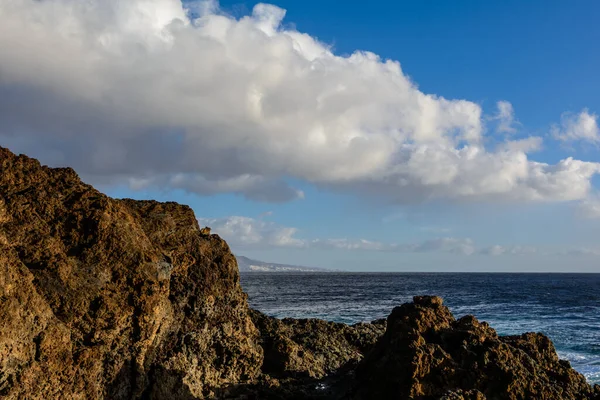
[{"xmin": 1, "ymin": 146, "xmax": 599, "ymax": 399}]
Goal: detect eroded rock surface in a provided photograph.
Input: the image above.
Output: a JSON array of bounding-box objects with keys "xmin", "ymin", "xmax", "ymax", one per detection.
[
  {"xmin": 250, "ymin": 309, "xmax": 386, "ymax": 379},
  {"xmin": 0, "ymin": 147, "xmax": 261, "ymax": 399},
  {"xmin": 348, "ymin": 296, "xmax": 600, "ymax": 400},
  {"xmin": 1, "ymin": 146, "xmax": 598, "ymax": 400}
]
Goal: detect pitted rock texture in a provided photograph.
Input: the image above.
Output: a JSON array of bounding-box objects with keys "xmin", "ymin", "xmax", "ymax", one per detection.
[
  {"xmin": 348, "ymin": 296, "xmax": 600, "ymax": 400},
  {"xmin": 250, "ymin": 309, "xmax": 386, "ymax": 379},
  {"xmin": 0, "ymin": 147, "xmax": 262, "ymax": 399}
]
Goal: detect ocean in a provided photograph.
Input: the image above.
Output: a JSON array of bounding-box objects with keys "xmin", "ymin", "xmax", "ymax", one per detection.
[{"xmin": 240, "ymin": 272, "xmax": 600, "ymax": 385}]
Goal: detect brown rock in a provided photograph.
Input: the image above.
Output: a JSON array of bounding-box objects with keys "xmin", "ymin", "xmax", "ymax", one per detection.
[
  {"xmin": 439, "ymin": 389, "xmax": 487, "ymax": 400},
  {"xmin": 250, "ymin": 309, "xmax": 386, "ymax": 379},
  {"xmin": 0, "ymin": 147, "xmax": 261, "ymax": 399},
  {"xmin": 348, "ymin": 295, "xmax": 597, "ymax": 400}
]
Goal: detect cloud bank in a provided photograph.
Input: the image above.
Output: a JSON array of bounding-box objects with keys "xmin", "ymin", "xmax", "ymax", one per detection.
[
  {"xmin": 199, "ymin": 215, "xmax": 544, "ymax": 256},
  {"xmin": 200, "ymin": 215, "xmax": 600, "ymax": 256},
  {"xmin": 199, "ymin": 215, "xmax": 475, "ymax": 254},
  {"xmin": 1, "ymin": 0, "xmax": 599, "ymax": 205}
]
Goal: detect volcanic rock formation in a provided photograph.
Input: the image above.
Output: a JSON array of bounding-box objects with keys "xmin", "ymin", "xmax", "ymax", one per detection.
[
  {"xmin": 1, "ymin": 146, "xmax": 598, "ymax": 400},
  {"xmin": 348, "ymin": 296, "xmax": 599, "ymax": 399},
  {"xmin": 0, "ymin": 146, "xmax": 261, "ymax": 399}
]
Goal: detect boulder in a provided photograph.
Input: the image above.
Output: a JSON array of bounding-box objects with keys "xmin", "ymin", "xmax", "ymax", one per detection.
[{"xmin": 348, "ymin": 296, "xmax": 599, "ymax": 399}]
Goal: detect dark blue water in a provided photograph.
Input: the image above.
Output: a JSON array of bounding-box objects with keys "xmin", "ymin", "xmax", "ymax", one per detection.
[{"xmin": 240, "ymin": 273, "xmax": 600, "ymax": 384}]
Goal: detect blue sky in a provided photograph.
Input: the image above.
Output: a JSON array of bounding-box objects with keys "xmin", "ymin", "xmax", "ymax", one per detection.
[{"xmin": 2, "ymin": 0, "xmax": 600, "ymax": 271}]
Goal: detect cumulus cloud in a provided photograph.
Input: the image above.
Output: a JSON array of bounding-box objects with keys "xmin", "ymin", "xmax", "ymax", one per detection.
[
  {"xmin": 498, "ymin": 137, "xmax": 543, "ymax": 153},
  {"xmin": 492, "ymin": 101, "xmax": 518, "ymax": 134},
  {"xmin": 198, "ymin": 215, "xmax": 304, "ymax": 247},
  {"xmin": 551, "ymin": 109, "xmax": 600, "ymax": 144},
  {"xmin": 199, "ymin": 215, "xmax": 389, "ymax": 250},
  {"xmin": 1, "ymin": 0, "xmax": 599, "ymax": 204}
]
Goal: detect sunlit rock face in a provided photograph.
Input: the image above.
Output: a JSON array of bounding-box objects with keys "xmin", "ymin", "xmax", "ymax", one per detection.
[{"xmin": 0, "ymin": 146, "xmax": 262, "ymax": 399}]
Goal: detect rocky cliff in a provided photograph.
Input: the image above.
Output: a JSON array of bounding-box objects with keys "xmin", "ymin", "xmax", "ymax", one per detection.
[
  {"xmin": 0, "ymin": 146, "xmax": 261, "ymax": 399},
  {"xmin": 1, "ymin": 146, "xmax": 599, "ymax": 400}
]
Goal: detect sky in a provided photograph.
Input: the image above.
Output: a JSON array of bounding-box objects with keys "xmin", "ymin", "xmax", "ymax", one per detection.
[{"xmin": 1, "ymin": 0, "xmax": 600, "ymax": 272}]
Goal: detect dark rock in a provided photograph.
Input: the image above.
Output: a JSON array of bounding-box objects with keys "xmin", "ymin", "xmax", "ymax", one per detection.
[
  {"xmin": 414, "ymin": 295, "xmax": 445, "ymax": 307},
  {"xmin": 347, "ymin": 295, "xmax": 597, "ymax": 400},
  {"xmin": 439, "ymin": 389, "xmax": 486, "ymax": 400},
  {"xmin": 250, "ymin": 309, "xmax": 386, "ymax": 379}
]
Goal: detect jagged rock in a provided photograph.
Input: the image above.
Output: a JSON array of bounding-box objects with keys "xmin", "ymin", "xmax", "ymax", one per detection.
[
  {"xmin": 0, "ymin": 147, "xmax": 262, "ymax": 399},
  {"xmin": 439, "ymin": 389, "xmax": 486, "ymax": 400},
  {"xmin": 250, "ymin": 309, "xmax": 386, "ymax": 379},
  {"xmin": 348, "ymin": 295, "xmax": 599, "ymax": 400}
]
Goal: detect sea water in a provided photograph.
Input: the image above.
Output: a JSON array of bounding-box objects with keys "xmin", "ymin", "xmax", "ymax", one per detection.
[{"xmin": 240, "ymin": 272, "xmax": 600, "ymax": 384}]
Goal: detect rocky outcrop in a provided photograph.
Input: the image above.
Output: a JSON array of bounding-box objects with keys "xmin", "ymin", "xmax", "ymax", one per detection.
[
  {"xmin": 1, "ymin": 146, "xmax": 599, "ymax": 400},
  {"xmin": 348, "ymin": 296, "xmax": 600, "ymax": 400},
  {"xmin": 0, "ymin": 147, "xmax": 261, "ymax": 399},
  {"xmin": 218, "ymin": 297, "xmax": 600, "ymax": 400},
  {"xmin": 250, "ymin": 310, "xmax": 385, "ymax": 379}
]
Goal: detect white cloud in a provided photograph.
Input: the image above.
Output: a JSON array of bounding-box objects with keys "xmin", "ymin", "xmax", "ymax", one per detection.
[
  {"xmin": 551, "ymin": 109, "xmax": 600, "ymax": 144},
  {"xmin": 559, "ymin": 247, "xmax": 600, "ymax": 256},
  {"xmin": 406, "ymin": 237, "xmax": 476, "ymax": 255},
  {"xmin": 313, "ymin": 237, "xmax": 476, "ymax": 255},
  {"xmin": 201, "ymin": 215, "xmax": 600, "ymax": 257},
  {"xmin": 479, "ymin": 245, "xmax": 537, "ymax": 256},
  {"xmin": 498, "ymin": 137, "xmax": 543, "ymax": 153},
  {"xmin": 310, "ymin": 238, "xmax": 386, "ymax": 251},
  {"xmin": 577, "ymin": 196, "xmax": 600, "ymax": 219},
  {"xmin": 203, "ymin": 216, "xmax": 501, "ymax": 256},
  {"xmin": 493, "ymin": 100, "xmax": 518, "ymax": 134},
  {"xmin": 0, "ymin": 1, "xmax": 599, "ymax": 205},
  {"xmin": 198, "ymin": 215, "xmax": 304, "ymax": 247},
  {"xmin": 200, "ymin": 216, "xmax": 391, "ymax": 250}
]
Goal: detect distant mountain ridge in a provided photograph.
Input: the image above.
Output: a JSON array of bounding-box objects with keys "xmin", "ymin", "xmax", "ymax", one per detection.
[{"xmin": 236, "ymin": 255, "xmax": 331, "ymax": 272}]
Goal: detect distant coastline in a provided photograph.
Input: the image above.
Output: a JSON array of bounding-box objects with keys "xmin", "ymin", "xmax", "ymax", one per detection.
[{"xmin": 235, "ymin": 255, "xmax": 335, "ymax": 272}]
